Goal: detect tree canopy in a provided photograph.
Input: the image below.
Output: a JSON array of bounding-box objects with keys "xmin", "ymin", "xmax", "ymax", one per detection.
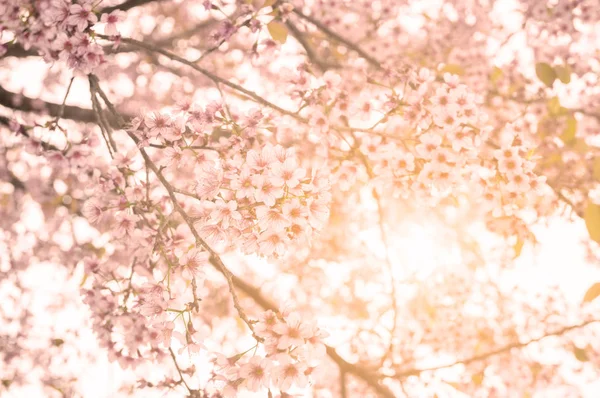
[{"xmin": 1, "ymin": 0, "xmax": 600, "ymax": 397}]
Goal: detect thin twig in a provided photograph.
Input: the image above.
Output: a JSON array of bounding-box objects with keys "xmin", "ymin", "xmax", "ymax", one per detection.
[
  {"xmin": 293, "ymin": 9, "xmax": 382, "ymax": 68},
  {"xmin": 168, "ymin": 347, "xmax": 193, "ymax": 393},
  {"xmin": 286, "ymin": 20, "xmax": 330, "ymax": 72},
  {"xmin": 52, "ymin": 76, "xmax": 75, "ymax": 128},
  {"xmin": 394, "ymin": 318, "xmax": 600, "ymax": 377}
]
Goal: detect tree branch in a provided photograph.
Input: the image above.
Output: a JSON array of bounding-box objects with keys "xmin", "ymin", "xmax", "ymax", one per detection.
[
  {"xmin": 90, "ymin": 75, "xmax": 397, "ymax": 398},
  {"xmin": 394, "ymin": 318, "xmax": 600, "ymax": 378},
  {"xmin": 168, "ymin": 347, "xmax": 193, "ymax": 393},
  {"xmin": 0, "ymin": 86, "xmax": 97, "ymax": 124},
  {"xmin": 285, "ymin": 21, "xmax": 331, "ymax": 72},
  {"xmin": 0, "ymin": 85, "xmax": 127, "ymax": 127},
  {"xmin": 102, "ymin": 35, "xmax": 308, "ymax": 122},
  {"xmin": 292, "ymin": 10, "xmax": 382, "ymax": 69},
  {"xmin": 102, "ymin": 0, "xmax": 169, "ymax": 13}
]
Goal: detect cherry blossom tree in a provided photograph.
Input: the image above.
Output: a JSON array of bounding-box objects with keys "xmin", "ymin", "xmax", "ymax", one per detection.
[{"xmin": 2, "ymin": 0, "xmax": 600, "ymax": 397}]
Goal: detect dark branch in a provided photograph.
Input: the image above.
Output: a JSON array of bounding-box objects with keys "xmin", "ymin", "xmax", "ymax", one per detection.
[
  {"xmin": 286, "ymin": 21, "xmax": 332, "ymax": 72},
  {"xmin": 293, "ymin": 10, "xmax": 382, "ymax": 69},
  {"xmin": 101, "ymin": 0, "xmax": 169, "ymax": 13},
  {"xmin": 0, "ymin": 85, "xmax": 96, "ymax": 123},
  {"xmin": 105, "ymin": 35, "xmax": 308, "ymax": 122},
  {"xmin": 2, "ymin": 44, "xmax": 37, "ymax": 58},
  {"xmin": 0, "ymin": 85, "xmax": 127, "ymax": 127}
]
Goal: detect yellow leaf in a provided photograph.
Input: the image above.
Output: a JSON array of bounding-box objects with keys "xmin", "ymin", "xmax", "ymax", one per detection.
[
  {"xmin": 471, "ymin": 372, "xmax": 484, "ymax": 385},
  {"xmin": 514, "ymin": 237, "xmax": 524, "ymax": 258},
  {"xmin": 446, "ymin": 382, "xmax": 466, "ymax": 393},
  {"xmin": 593, "ymin": 158, "xmax": 600, "ymax": 181},
  {"xmin": 262, "ymin": 0, "xmax": 277, "ymax": 7},
  {"xmin": 573, "ymin": 346, "xmax": 589, "ymax": 361},
  {"xmin": 539, "ymin": 152, "xmax": 562, "ymax": 167},
  {"xmin": 573, "ymin": 138, "xmax": 589, "ymax": 154},
  {"xmin": 547, "ymin": 96, "xmax": 561, "ymax": 116},
  {"xmin": 490, "ymin": 66, "xmax": 503, "ymax": 84},
  {"xmin": 561, "ymin": 114, "xmax": 577, "ymax": 144},
  {"xmin": 583, "ymin": 282, "xmax": 600, "ymax": 303},
  {"xmin": 555, "ymin": 64, "xmax": 571, "ymax": 84},
  {"xmin": 441, "ymin": 64, "xmax": 464, "ymax": 76},
  {"xmin": 535, "ymin": 62, "xmax": 556, "ymax": 87},
  {"xmin": 584, "ymin": 201, "xmax": 600, "ymax": 243},
  {"xmin": 526, "ymin": 148, "xmax": 536, "ymax": 160},
  {"xmin": 267, "ymin": 21, "xmax": 288, "ymax": 44}
]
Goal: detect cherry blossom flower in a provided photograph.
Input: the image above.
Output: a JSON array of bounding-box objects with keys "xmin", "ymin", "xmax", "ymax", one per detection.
[
  {"xmin": 309, "ymin": 111, "xmax": 329, "ymax": 133},
  {"xmin": 145, "ymin": 112, "xmax": 172, "ymax": 138},
  {"xmin": 306, "ymin": 198, "xmax": 330, "ymax": 229},
  {"xmin": 271, "ymin": 158, "xmax": 306, "ymax": 188},
  {"xmin": 281, "ymin": 200, "xmax": 308, "ymax": 226},
  {"xmin": 273, "ymin": 312, "xmax": 312, "ymax": 350},
  {"xmin": 210, "ymin": 199, "xmax": 242, "ymax": 229},
  {"xmin": 138, "ymin": 296, "xmax": 167, "ymax": 317},
  {"xmin": 253, "ymin": 174, "xmax": 284, "ymax": 207},
  {"xmin": 256, "ymin": 205, "xmax": 290, "ymax": 232},
  {"xmin": 273, "ymin": 358, "xmax": 308, "ymax": 391},
  {"xmin": 114, "ymin": 211, "xmax": 138, "ymax": 238},
  {"xmin": 195, "ymin": 164, "xmax": 223, "ymax": 199},
  {"xmin": 151, "ymin": 321, "xmax": 175, "ymax": 347},
  {"xmin": 157, "ymin": 146, "xmax": 183, "ymax": 167},
  {"xmin": 217, "ymin": 375, "xmax": 243, "ymax": 398},
  {"xmin": 82, "ymin": 198, "xmax": 104, "ymax": 224},
  {"xmin": 67, "ymin": 3, "xmax": 97, "ymax": 32},
  {"xmin": 239, "ymin": 357, "xmax": 272, "ymax": 391},
  {"xmin": 247, "ymin": 145, "xmax": 276, "ymax": 171},
  {"xmin": 255, "ymin": 310, "xmax": 280, "ymax": 338},
  {"xmin": 178, "ymin": 248, "xmax": 210, "ymax": 280},
  {"xmin": 47, "ymin": 0, "xmax": 71, "ymax": 24},
  {"xmin": 415, "ymin": 133, "xmax": 443, "ymax": 159},
  {"xmin": 258, "ymin": 231, "xmax": 289, "ymax": 256},
  {"xmin": 230, "ymin": 167, "xmax": 256, "ymax": 200},
  {"xmin": 112, "ymin": 148, "xmax": 140, "ymax": 170},
  {"xmin": 100, "ymin": 10, "xmax": 126, "ymax": 36}
]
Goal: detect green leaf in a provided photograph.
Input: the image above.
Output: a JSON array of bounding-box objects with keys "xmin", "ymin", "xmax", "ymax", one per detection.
[
  {"xmin": 584, "ymin": 201, "xmax": 600, "ymax": 243},
  {"xmin": 573, "ymin": 346, "xmax": 589, "ymax": 362},
  {"xmin": 267, "ymin": 21, "xmax": 288, "ymax": 44},
  {"xmin": 561, "ymin": 114, "xmax": 577, "ymax": 144},
  {"xmin": 555, "ymin": 65, "xmax": 571, "ymax": 84},
  {"xmin": 583, "ymin": 282, "xmax": 600, "ymax": 303},
  {"xmin": 535, "ymin": 62, "xmax": 557, "ymax": 87}
]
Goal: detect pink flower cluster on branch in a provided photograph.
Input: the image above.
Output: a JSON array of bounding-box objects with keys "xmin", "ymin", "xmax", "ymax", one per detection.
[
  {"xmin": 0, "ymin": 0, "xmax": 124, "ymax": 72},
  {"xmin": 213, "ymin": 309, "xmax": 328, "ymax": 396},
  {"xmin": 127, "ymin": 102, "xmax": 331, "ymax": 258}
]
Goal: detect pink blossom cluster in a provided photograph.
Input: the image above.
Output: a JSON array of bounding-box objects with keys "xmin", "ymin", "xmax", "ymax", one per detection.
[
  {"xmin": 213, "ymin": 309, "xmax": 328, "ymax": 396},
  {"xmin": 0, "ymin": 0, "xmax": 124, "ymax": 72},
  {"xmin": 313, "ymin": 69, "xmax": 546, "ymax": 216},
  {"xmin": 82, "ymin": 282, "xmax": 165, "ymax": 370},
  {"xmin": 128, "ymin": 103, "xmax": 332, "ymax": 258}
]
